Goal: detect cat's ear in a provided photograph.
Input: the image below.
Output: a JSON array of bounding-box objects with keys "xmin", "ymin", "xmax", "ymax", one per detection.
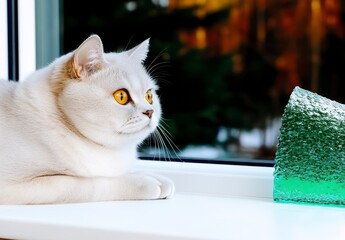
[
  {"xmin": 72, "ymin": 34, "xmax": 105, "ymax": 79},
  {"xmin": 127, "ymin": 38, "xmax": 150, "ymax": 63}
]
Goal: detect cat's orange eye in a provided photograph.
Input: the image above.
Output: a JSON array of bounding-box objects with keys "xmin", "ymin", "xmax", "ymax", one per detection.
[
  {"xmin": 145, "ymin": 89, "xmax": 153, "ymax": 104},
  {"xmin": 113, "ymin": 89, "xmax": 129, "ymax": 105}
]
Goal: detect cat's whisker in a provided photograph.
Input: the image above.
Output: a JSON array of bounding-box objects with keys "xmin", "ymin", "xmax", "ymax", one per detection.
[
  {"xmin": 143, "ymin": 117, "xmax": 179, "ymax": 162},
  {"xmin": 158, "ymin": 119, "xmax": 177, "ymax": 141},
  {"xmin": 155, "ymin": 128, "xmax": 171, "ymax": 161},
  {"xmin": 153, "ymin": 130, "xmax": 162, "ymax": 161},
  {"xmin": 160, "ymin": 130, "xmax": 172, "ymax": 161},
  {"xmin": 148, "ymin": 63, "xmax": 172, "ymax": 77},
  {"xmin": 147, "ymin": 130, "xmax": 164, "ymax": 161},
  {"xmin": 157, "ymin": 125, "xmax": 181, "ymax": 161},
  {"xmin": 124, "ymin": 34, "xmax": 135, "ymax": 51},
  {"xmin": 146, "ymin": 49, "xmax": 172, "ymax": 82},
  {"xmin": 147, "ymin": 129, "xmax": 163, "ymax": 161},
  {"xmin": 159, "ymin": 118, "xmax": 182, "ymax": 160},
  {"xmin": 147, "ymin": 61, "xmax": 170, "ymax": 76},
  {"xmin": 146, "ymin": 48, "xmax": 167, "ymax": 72},
  {"xmin": 148, "ymin": 130, "xmax": 161, "ymax": 160}
]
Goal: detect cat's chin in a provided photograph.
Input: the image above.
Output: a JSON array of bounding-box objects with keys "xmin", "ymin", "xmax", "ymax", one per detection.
[
  {"xmin": 94, "ymin": 129, "xmax": 151, "ymax": 149},
  {"xmin": 80, "ymin": 123, "xmax": 156, "ymax": 149},
  {"xmin": 117, "ymin": 119, "xmax": 157, "ymax": 135},
  {"xmin": 118, "ymin": 125, "xmax": 152, "ymax": 137}
]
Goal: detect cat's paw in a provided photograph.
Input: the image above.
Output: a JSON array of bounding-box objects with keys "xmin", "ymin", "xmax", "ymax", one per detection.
[{"xmin": 129, "ymin": 173, "xmax": 175, "ymax": 200}]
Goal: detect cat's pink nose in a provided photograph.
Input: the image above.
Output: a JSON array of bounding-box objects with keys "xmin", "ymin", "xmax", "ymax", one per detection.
[{"xmin": 143, "ymin": 110, "xmax": 154, "ymax": 119}]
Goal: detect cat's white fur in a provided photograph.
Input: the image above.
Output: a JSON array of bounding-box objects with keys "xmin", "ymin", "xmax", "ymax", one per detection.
[{"xmin": 0, "ymin": 34, "xmax": 174, "ymax": 204}]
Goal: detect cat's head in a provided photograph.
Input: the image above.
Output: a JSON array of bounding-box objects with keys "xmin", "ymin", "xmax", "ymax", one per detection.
[{"xmin": 52, "ymin": 34, "xmax": 161, "ymax": 148}]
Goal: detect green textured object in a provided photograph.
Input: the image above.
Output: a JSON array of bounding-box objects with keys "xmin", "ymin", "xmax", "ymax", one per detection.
[{"xmin": 273, "ymin": 86, "xmax": 345, "ymax": 205}]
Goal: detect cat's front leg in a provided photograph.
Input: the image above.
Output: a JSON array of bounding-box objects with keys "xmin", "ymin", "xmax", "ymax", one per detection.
[
  {"xmin": 0, "ymin": 173, "xmax": 174, "ymax": 205},
  {"xmin": 117, "ymin": 173, "xmax": 175, "ymax": 200}
]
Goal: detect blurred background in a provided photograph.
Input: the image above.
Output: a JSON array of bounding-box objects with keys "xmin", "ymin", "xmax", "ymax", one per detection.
[{"xmin": 52, "ymin": 0, "xmax": 345, "ymax": 162}]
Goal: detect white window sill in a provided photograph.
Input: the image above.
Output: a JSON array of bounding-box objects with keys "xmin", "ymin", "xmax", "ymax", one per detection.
[{"xmin": 0, "ymin": 160, "xmax": 345, "ymax": 240}]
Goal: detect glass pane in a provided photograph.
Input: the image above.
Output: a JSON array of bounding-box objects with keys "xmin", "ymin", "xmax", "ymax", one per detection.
[
  {"xmin": 57, "ymin": 0, "xmax": 345, "ymax": 163},
  {"xmin": 35, "ymin": 0, "xmax": 61, "ymax": 69}
]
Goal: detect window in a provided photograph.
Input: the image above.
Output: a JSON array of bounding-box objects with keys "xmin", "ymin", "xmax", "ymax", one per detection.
[
  {"xmin": 0, "ymin": 0, "xmax": 8, "ymax": 80},
  {"xmin": 5, "ymin": 0, "xmax": 344, "ymax": 167}
]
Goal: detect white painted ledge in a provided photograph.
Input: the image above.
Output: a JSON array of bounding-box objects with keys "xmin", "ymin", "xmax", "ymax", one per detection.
[
  {"xmin": 0, "ymin": 161, "xmax": 345, "ymax": 240},
  {"xmin": 134, "ymin": 160, "xmax": 274, "ymax": 199}
]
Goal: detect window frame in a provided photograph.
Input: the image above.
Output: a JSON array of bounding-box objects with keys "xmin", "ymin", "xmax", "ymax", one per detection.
[
  {"xmin": 138, "ymin": 155, "xmax": 275, "ymax": 167},
  {"xmin": 5, "ymin": 0, "xmax": 276, "ymax": 168},
  {"xmin": 0, "ymin": 0, "xmax": 8, "ymax": 80}
]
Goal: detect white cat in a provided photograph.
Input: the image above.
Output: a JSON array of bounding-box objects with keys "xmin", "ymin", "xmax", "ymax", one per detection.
[{"xmin": 0, "ymin": 34, "xmax": 174, "ymax": 204}]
